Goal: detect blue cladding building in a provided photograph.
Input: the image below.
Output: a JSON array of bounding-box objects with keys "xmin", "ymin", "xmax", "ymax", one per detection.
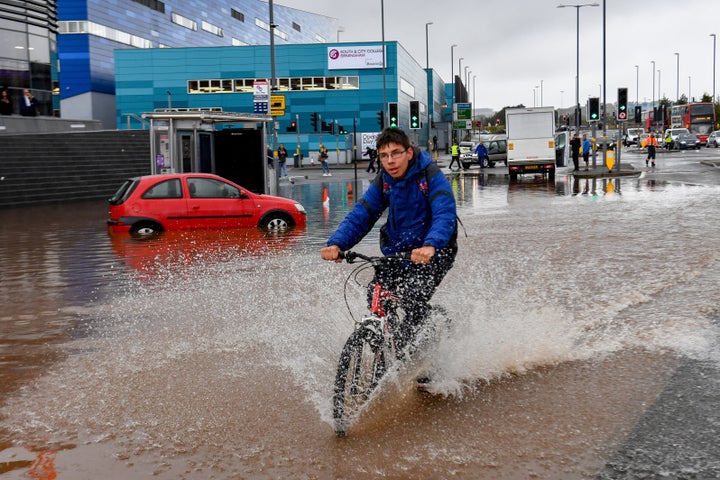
[
  {"xmin": 115, "ymin": 41, "xmax": 449, "ymax": 158},
  {"xmin": 56, "ymin": 0, "xmax": 338, "ymax": 128}
]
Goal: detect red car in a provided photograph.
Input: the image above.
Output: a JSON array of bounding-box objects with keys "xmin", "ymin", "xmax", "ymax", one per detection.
[{"xmin": 107, "ymin": 173, "xmax": 306, "ymax": 235}]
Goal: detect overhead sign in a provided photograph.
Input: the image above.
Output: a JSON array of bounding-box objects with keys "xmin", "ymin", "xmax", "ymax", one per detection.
[
  {"xmin": 328, "ymin": 45, "xmax": 384, "ymax": 70},
  {"xmin": 455, "ymin": 102, "xmax": 472, "ymax": 121}
]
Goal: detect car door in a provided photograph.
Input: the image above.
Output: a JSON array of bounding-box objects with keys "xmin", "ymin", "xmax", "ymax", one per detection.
[
  {"xmin": 185, "ymin": 177, "xmax": 256, "ymax": 228},
  {"xmin": 136, "ymin": 178, "xmax": 187, "ymax": 230}
]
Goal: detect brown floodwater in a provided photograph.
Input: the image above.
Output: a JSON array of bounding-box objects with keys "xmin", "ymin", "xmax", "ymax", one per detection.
[{"xmin": 1, "ymin": 173, "xmax": 719, "ymax": 478}]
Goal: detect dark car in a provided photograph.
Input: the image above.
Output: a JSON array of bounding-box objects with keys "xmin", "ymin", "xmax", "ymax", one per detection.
[
  {"xmin": 461, "ymin": 136, "xmax": 507, "ymax": 169},
  {"xmin": 107, "ymin": 173, "xmax": 307, "ymax": 235},
  {"xmin": 675, "ymin": 133, "xmax": 701, "ymax": 150}
]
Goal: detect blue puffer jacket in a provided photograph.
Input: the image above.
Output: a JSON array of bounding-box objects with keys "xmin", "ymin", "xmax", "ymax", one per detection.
[{"xmin": 327, "ymin": 149, "xmax": 457, "ymax": 255}]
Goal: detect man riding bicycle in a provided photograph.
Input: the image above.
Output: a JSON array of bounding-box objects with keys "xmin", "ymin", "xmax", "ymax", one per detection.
[{"xmin": 321, "ymin": 127, "xmax": 458, "ymax": 354}]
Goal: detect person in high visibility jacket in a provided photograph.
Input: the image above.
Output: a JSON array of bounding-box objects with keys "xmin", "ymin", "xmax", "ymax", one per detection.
[
  {"xmin": 448, "ymin": 141, "xmax": 461, "ymax": 170},
  {"xmin": 646, "ymin": 133, "xmax": 658, "ymax": 168}
]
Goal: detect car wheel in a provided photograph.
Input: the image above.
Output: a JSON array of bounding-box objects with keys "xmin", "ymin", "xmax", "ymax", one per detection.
[
  {"xmin": 260, "ymin": 212, "xmax": 293, "ymax": 230},
  {"xmin": 130, "ymin": 221, "xmax": 163, "ymax": 236}
]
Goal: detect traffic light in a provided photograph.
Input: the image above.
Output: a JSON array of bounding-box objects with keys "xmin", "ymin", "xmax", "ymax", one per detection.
[
  {"xmin": 588, "ymin": 97, "xmax": 600, "ymax": 121},
  {"xmin": 310, "ymin": 112, "xmax": 318, "ymax": 132},
  {"xmin": 409, "ymin": 101, "xmax": 420, "ymax": 129},
  {"xmin": 617, "ymin": 88, "xmax": 628, "ymax": 121},
  {"xmin": 634, "ymin": 105, "xmax": 642, "ymax": 123},
  {"xmin": 377, "ymin": 110, "xmax": 385, "ymax": 129},
  {"xmin": 388, "ymin": 102, "xmax": 398, "ymax": 128},
  {"xmin": 286, "ymin": 121, "xmax": 297, "ymax": 132},
  {"xmin": 339, "ymin": 125, "xmax": 347, "ymax": 134}
]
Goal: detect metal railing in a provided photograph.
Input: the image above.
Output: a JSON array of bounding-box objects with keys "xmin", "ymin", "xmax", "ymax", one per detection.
[{"xmin": 123, "ymin": 113, "xmax": 148, "ymax": 130}]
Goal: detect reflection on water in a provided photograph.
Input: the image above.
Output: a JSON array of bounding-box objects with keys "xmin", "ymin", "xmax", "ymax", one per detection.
[{"xmin": 1, "ymin": 174, "xmax": 719, "ymax": 478}]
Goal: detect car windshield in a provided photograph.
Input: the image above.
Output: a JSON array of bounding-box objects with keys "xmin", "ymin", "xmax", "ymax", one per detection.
[{"xmin": 108, "ymin": 179, "xmax": 138, "ymax": 205}]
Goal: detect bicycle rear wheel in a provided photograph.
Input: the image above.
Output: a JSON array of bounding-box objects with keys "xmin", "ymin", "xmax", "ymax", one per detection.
[{"xmin": 332, "ymin": 326, "xmax": 388, "ymax": 436}]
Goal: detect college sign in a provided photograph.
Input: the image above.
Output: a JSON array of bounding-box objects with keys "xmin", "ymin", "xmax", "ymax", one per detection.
[{"xmin": 328, "ymin": 46, "xmax": 385, "ymax": 70}]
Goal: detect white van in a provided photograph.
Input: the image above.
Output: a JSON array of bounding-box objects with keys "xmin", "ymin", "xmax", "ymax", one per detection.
[{"xmin": 623, "ymin": 127, "xmax": 644, "ymax": 146}]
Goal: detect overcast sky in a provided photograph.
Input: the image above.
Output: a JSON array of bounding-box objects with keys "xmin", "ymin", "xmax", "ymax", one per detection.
[{"xmin": 278, "ymin": 0, "xmax": 720, "ymax": 112}]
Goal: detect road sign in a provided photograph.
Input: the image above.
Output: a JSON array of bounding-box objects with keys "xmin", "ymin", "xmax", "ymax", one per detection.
[
  {"xmin": 253, "ymin": 80, "xmax": 268, "ymax": 114},
  {"xmin": 270, "ymin": 95, "xmax": 285, "ymax": 116},
  {"xmin": 456, "ymin": 103, "xmax": 472, "ymax": 121}
]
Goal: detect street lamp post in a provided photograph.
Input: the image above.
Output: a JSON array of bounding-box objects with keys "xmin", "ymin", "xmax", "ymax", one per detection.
[
  {"xmin": 450, "ymin": 44, "xmax": 457, "ymax": 143},
  {"xmin": 651, "ymin": 60, "xmax": 655, "ymax": 129},
  {"xmin": 557, "ymin": 3, "xmax": 600, "ymax": 133},
  {"xmin": 635, "ymin": 64, "xmax": 639, "ymax": 106},
  {"xmin": 464, "ymin": 66, "xmax": 469, "ymax": 92},
  {"xmin": 425, "ymin": 22, "xmax": 433, "ymax": 69},
  {"xmin": 458, "ymin": 57, "xmax": 464, "ymax": 96},
  {"xmin": 711, "ymin": 34, "xmax": 717, "ymax": 103},
  {"xmin": 381, "ymin": 0, "xmax": 387, "ymax": 127},
  {"xmin": 674, "ymin": 52, "xmax": 679, "ymax": 102},
  {"xmin": 425, "ymin": 21, "xmax": 433, "ymax": 150},
  {"xmin": 473, "ymin": 74, "xmax": 476, "ymax": 127}
]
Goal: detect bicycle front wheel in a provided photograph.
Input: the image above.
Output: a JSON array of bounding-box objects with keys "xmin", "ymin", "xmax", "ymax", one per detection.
[{"xmin": 332, "ymin": 326, "xmax": 389, "ymax": 436}]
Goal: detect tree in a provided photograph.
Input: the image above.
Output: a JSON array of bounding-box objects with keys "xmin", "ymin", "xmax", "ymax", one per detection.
[
  {"xmin": 701, "ymin": 93, "xmax": 713, "ymax": 103},
  {"xmin": 677, "ymin": 94, "xmax": 688, "ymax": 105}
]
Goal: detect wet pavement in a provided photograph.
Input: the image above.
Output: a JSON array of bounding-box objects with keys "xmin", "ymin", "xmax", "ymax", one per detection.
[{"xmin": 1, "ymin": 146, "xmax": 719, "ymax": 478}]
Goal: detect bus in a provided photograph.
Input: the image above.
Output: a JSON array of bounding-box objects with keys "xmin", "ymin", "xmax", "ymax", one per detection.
[
  {"xmin": 670, "ymin": 102, "xmax": 716, "ymax": 144},
  {"xmin": 642, "ymin": 107, "xmax": 668, "ymax": 132}
]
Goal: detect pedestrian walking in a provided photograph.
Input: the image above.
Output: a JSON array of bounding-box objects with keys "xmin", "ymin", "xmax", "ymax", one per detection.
[
  {"xmin": 319, "ymin": 143, "xmax": 331, "ymax": 176},
  {"xmin": 364, "ymin": 147, "xmax": 377, "ymax": 173},
  {"xmin": 277, "ymin": 144, "xmax": 289, "ymax": 177},
  {"xmin": 664, "ymin": 131, "xmax": 673, "ymax": 150},
  {"xmin": 582, "ymin": 134, "xmax": 591, "ymax": 171},
  {"xmin": 474, "ymin": 141, "xmax": 488, "ymax": 169},
  {"xmin": 646, "ymin": 133, "xmax": 658, "ymax": 168},
  {"xmin": 448, "ymin": 141, "xmax": 461, "ymax": 170},
  {"xmin": 266, "ymin": 145, "xmax": 274, "ymax": 169},
  {"xmin": 570, "ymin": 134, "xmax": 581, "ymax": 171}
]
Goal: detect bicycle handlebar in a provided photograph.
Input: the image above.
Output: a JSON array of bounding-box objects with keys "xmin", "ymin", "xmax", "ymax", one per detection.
[{"xmin": 339, "ymin": 250, "xmax": 411, "ymax": 265}]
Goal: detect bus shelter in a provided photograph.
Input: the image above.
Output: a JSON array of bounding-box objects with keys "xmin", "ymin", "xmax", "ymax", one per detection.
[{"xmin": 143, "ymin": 110, "xmax": 274, "ymax": 194}]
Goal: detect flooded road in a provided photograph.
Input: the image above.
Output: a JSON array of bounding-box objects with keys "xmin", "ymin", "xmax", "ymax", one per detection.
[{"xmin": 1, "ymin": 165, "xmax": 719, "ymax": 479}]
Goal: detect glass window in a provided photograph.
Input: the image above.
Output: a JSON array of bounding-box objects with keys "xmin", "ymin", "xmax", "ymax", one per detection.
[
  {"xmin": 187, "ymin": 178, "xmax": 240, "ymax": 198},
  {"xmin": 28, "ymin": 35, "xmax": 50, "ymax": 63},
  {"xmin": 1, "ymin": 30, "xmax": 28, "ymax": 60},
  {"xmin": 277, "ymin": 78, "xmax": 290, "ymax": 91},
  {"xmin": 142, "ymin": 179, "xmax": 182, "ymax": 199}
]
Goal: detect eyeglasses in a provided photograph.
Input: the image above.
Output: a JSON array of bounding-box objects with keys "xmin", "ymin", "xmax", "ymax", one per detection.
[{"xmin": 379, "ymin": 149, "xmax": 407, "ymax": 161}]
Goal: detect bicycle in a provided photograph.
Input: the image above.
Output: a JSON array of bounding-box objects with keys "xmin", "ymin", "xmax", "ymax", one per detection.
[{"xmin": 331, "ymin": 250, "xmax": 449, "ymax": 436}]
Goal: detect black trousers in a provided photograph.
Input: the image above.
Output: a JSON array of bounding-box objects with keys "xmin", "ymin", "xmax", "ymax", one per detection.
[{"xmin": 367, "ymin": 247, "xmax": 456, "ymax": 353}]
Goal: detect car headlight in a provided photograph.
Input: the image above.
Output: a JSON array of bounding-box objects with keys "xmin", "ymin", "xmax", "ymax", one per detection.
[{"xmin": 294, "ymin": 203, "xmax": 306, "ymax": 213}]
